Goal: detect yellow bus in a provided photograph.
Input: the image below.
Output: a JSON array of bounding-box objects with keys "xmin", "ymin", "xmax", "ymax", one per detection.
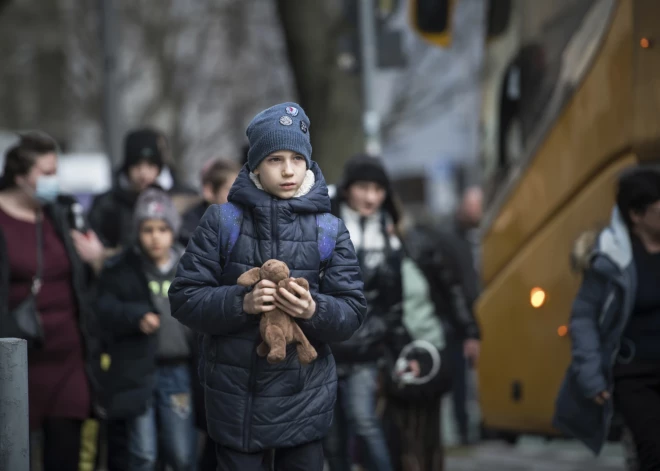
[{"xmin": 476, "ymin": 0, "xmax": 660, "ymax": 441}]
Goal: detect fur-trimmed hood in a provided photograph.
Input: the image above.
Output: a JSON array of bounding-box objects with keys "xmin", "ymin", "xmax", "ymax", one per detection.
[
  {"xmin": 570, "ymin": 206, "xmax": 632, "ymax": 273},
  {"xmin": 570, "ymin": 229, "xmax": 600, "ymax": 273}
]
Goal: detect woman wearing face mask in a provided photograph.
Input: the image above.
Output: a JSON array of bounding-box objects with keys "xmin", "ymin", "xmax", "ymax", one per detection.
[{"xmin": 0, "ymin": 132, "xmax": 103, "ymax": 470}]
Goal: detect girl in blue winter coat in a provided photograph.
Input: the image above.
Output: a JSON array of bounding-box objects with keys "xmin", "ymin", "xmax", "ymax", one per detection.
[{"xmin": 168, "ymin": 102, "xmax": 367, "ymax": 471}]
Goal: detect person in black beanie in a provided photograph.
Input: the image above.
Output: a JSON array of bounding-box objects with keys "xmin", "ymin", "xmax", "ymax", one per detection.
[
  {"xmin": 324, "ymin": 154, "xmax": 401, "ymax": 471},
  {"xmin": 88, "ymin": 128, "xmax": 166, "ymax": 254}
]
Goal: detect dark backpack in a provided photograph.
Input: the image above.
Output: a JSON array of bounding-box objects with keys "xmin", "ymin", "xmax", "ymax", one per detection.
[
  {"xmin": 217, "ymin": 202, "xmax": 339, "ymax": 269},
  {"xmin": 196, "ymin": 202, "xmax": 340, "ymax": 383}
]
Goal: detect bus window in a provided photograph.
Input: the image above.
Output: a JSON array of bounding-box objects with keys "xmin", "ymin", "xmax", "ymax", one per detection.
[
  {"xmin": 415, "ymin": 0, "xmax": 450, "ymax": 34},
  {"xmin": 487, "ymin": 0, "xmax": 512, "ymax": 38},
  {"xmin": 517, "ymin": 1, "xmax": 596, "ymax": 142},
  {"xmin": 482, "ymin": 0, "xmax": 615, "ymax": 210}
]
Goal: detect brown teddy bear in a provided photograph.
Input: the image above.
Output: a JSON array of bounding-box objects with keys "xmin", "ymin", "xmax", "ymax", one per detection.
[{"xmin": 237, "ymin": 260, "xmax": 318, "ymax": 365}]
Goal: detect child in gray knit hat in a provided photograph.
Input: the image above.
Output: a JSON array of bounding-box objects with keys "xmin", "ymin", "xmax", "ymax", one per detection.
[
  {"xmin": 169, "ymin": 102, "xmax": 366, "ymax": 470},
  {"xmin": 96, "ymin": 186, "xmax": 196, "ymax": 469},
  {"xmin": 133, "ymin": 186, "xmax": 182, "ymax": 241}
]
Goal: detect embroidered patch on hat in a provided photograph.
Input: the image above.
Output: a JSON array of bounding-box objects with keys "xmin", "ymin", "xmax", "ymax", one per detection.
[
  {"xmin": 279, "ymin": 116, "xmax": 293, "ymax": 126},
  {"xmin": 300, "ymin": 121, "xmax": 308, "ymax": 134},
  {"xmin": 285, "ymin": 106, "xmax": 299, "ymax": 117},
  {"xmin": 147, "ymin": 201, "xmax": 164, "ymax": 216}
]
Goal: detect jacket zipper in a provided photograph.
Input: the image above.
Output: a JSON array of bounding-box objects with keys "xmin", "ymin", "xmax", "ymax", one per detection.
[
  {"xmin": 271, "ymin": 198, "xmax": 279, "ymax": 259},
  {"xmin": 602, "ymin": 341, "xmax": 620, "ymax": 446},
  {"xmin": 598, "ymin": 290, "xmax": 615, "ymax": 327},
  {"xmin": 602, "ymin": 276, "xmax": 632, "ymax": 445},
  {"xmin": 243, "ymin": 198, "xmax": 279, "ymax": 450}
]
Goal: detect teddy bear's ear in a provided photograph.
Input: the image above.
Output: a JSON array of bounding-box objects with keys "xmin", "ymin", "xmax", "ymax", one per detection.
[{"xmin": 237, "ymin": 267, "xmax": 261, "ymax": 287}]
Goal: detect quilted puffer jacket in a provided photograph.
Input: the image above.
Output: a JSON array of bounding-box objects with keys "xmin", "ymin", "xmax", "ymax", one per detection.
[
  {"xmin": 554, "ymin": 207, "xmax": 636, "ymax": 455},
  {"xmin": 168, "ymin": 162, "xmax": 366, "ymax": 452}
]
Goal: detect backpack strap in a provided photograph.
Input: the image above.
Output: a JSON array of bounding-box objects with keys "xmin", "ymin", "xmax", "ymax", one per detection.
[
  {"xmin": 218, "ymin": 202, "xmax": 243, "ymax": 267},
  {"xmin": 217, "ymin": 205, "xmax": 338, "ymax": 269},
  {"xmin": 316, "ymin": 213, "xmax": 339, "ymax": 275}
]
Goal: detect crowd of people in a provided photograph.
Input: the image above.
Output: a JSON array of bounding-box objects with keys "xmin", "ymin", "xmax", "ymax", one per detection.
[{"xmin": 0, "ymin": 102, "xmax": 484, "ymax": 471}]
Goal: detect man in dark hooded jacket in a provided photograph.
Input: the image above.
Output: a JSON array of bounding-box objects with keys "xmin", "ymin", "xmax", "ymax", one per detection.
[{"xmin": 88, "ymin": 128, "xmax": 166, "ymax": 252}]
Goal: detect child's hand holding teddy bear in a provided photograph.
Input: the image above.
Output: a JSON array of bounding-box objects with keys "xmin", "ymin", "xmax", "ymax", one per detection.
[{"xmin": 243, "ymin": 275, "xmax": 315, "ymax": 319}]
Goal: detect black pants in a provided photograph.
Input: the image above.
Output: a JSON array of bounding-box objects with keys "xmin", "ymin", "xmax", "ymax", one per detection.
[
  {"xmin": 216, "ymin": 440, "xmax": 324, "ymax": 471},
  {"xmin": 199, "ymin": 435, "xmax": 218, "ymax": 470},
  {"xmin": 105, "ymin": 419, "xmax": 129, "ymax": 471},
  {"xmin": 448, "ymin": 339, "xmax": 469, "ymax": 443},
  {"xmin": 614, "ymin": 361, "xmax": 660, "ymax": 471},
  {"xmin": 34, "ymin": 419, "xmax": 82, "ymax": 471}
]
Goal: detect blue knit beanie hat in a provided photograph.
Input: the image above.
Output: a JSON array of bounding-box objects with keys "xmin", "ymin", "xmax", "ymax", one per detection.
[{"xmin": 245, "ymin": 102, "xmax": 312, "ymax": 171}]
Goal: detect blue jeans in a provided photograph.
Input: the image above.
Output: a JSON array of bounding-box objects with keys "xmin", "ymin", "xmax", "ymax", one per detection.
[
  {"xmin": 324, "ymin": 365, "xmax": 393, "ymax": 471},
  {"xmin": 127, "ymin": 364, "xmax": 197, "ymax": 471}
]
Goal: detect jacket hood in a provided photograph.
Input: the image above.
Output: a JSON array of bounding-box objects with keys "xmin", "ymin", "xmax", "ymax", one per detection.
[
  {"xmin": 228, "ymin": 161, "xmax": 331, "ymax": 214},
  {"xmin": 571, "ymin": 207, "xmax": 632, "ymax": 273},
  {"xmin": 596, "ymin": 206, "xmax": 632, "ymax": 270},
  {"xmin": 570, "ymin": 229, "xmax": 600, "ymax": 273}
]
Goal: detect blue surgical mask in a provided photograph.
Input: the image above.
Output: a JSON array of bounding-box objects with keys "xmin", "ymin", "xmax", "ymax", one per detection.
[{"xmin": 35, "ymin": 175, "xmax": 60, "ymax": 203}]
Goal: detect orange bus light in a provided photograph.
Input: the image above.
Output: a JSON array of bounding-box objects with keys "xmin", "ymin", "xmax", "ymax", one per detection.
[{"xmin": 530, "ymin": 288, "xmax": 546, "ymax": 308}]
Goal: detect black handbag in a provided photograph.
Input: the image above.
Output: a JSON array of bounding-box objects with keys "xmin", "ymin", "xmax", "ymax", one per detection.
[
  {"xmin": 383, "ymin": 337, "xmax": 452, "ymax": 402},
  {"xmin": 6, "ymin": 213, "xmax": 45, "ymax": 349}
]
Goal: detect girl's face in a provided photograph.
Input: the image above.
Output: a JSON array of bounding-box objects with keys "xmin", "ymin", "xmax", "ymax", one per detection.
[
  {"xmin": 344, "ymin": 181, "xmax": 386, "ymax": 217},
  {"xmin": 254, "ymin": 151, "xmax": 307, "ymax": 199}
]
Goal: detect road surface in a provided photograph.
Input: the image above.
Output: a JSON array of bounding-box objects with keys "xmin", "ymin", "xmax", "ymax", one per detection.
[{"xmin": 446, "ymin": 437, "xmax": 626, "ymax": 471}]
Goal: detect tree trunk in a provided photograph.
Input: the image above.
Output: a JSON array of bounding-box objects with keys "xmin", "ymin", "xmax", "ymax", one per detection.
[{"xmin": 276, "ymin": 0, "xmax": 364, "ymax": 185}]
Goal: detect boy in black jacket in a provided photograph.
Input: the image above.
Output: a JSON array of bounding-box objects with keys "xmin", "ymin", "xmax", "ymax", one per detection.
[
  {"xmin": 169, "ymin": 102, "xmax": 366, "ymax": 471},
  {"xmin": 97, "ymin": 187, "xmax": 195, "ymax": 471}
]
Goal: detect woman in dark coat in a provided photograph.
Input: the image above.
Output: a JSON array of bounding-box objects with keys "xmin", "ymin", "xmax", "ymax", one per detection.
[{"xmin": 0, "ymin": 132, "xmax": 103, "ymax": 470}]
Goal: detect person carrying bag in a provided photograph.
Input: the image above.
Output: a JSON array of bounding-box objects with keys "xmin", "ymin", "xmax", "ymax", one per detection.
[
  {"xmin": 4, "ymin": 211, "xmax": 45, "ymax": 348},
  {"xmin": 382, "ymin": 221, "xmax": 479, "ymax": 471}
]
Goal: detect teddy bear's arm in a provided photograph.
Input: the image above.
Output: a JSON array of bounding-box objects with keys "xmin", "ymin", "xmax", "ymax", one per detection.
[{"xmin": 292, "ymin": 277, "xmax": 310, "ymax": 291}]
